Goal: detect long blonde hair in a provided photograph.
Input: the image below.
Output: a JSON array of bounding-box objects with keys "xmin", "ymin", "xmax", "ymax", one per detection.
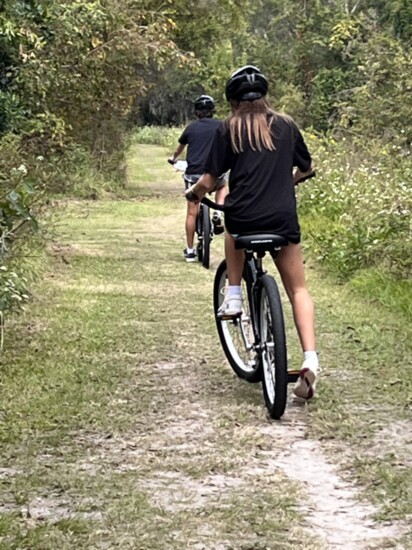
[{"xmin": 227, "ymin": 98, "xmax": 276, "ymax": 153}]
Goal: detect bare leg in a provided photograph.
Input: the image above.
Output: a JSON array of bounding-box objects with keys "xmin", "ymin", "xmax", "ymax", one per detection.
[
  {"xmin": 225, "ymin": 233, "xmax": 244, "ymax": 285},
  {"xmin": 215, "ymin": 184, "xmax": 228, "ymax": 205},
  {"xmin": 275, "ymin": 244, "xmax": 315, "ymax": 352},
  {"xmin": 186, "ymin": 202, "xmax": 198, "ymax": 249},
  {"xmin": 216, "ymin": 232, "xmax": 244, "ymax": 316}
]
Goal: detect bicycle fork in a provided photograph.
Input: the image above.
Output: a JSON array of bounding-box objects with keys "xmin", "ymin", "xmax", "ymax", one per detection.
[{"xmin": 243, "ymin": 253, "xmax": 265, "ymax": 356}]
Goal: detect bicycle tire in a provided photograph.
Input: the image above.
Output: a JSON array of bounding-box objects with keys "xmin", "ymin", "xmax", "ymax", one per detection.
[
  {"xmin": 213, "ymin": 260, "xmax": 261, "ymax": 383},
  {"xmin": 201, "ymin": 204, "xmax": 211, "ymax": 269},
  {"xmin": 259, "ymin": 274, "xmax": 288, "ymax": 419},
  {"xmin": 196, "ymin": 206, "xmax": 203, "ymax": 264}
]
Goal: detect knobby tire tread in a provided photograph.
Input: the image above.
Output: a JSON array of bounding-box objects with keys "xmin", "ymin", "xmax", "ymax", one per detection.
[{"xmin": 259, "ymin": 274, "xmax": 288, "ymax": 419}]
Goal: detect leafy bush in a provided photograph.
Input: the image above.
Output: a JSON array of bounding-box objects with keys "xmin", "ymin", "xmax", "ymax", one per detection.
[
  {"xmin": 298, "ymin": 132, "xmax": 411, "ymax": 318},
  {"xmin": 131, "ymin": 126, "xmax": 183, "ymax": 150},
  {"xmin": 0, "ymin": 265, "xmax": 29, "ymax": 314},
  {"xmin": 0, "ymin": 144, "xmax": 40, "ymax": 316},
  {"xmin": 300, "ymin": 134, "xmax": 411, "ymax": 281}
]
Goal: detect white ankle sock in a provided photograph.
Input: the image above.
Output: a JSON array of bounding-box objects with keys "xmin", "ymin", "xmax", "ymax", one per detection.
[
  {"xmin": 303, "ymin": 351, "xmax": 318, "ymax": 370},
  {"xmin": 187, "ymin": 248, "xmax": 195, "ymax": 253},
  {"xmin": 227, "ymin": 285, "xmax": 241, "ymax": 299}
]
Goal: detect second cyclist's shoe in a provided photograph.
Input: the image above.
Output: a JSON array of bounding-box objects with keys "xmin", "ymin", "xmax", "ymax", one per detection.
[
  {"xmin": 217, "ymin": 296, "xmax": 242, "ymax": 318},
  {"xmin": 212, "ymin": 213, "xmax": 224, "ymax": 235},
  {"xmin": 183, "ymin": 248, "xmax": 196, "ymax": 262},
  {"xmin": 293, "ymin": 360, "xmax": 318, "ymax": 400}
]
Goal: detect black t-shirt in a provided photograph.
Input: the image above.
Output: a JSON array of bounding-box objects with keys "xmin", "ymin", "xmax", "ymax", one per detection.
[
  {"xmin": 203, "ymin": 113, "xmax": 312, "ymax": 242},
  {"xmin": 179, "ymin": 118, "xmax": 222, "ymax": 175}
]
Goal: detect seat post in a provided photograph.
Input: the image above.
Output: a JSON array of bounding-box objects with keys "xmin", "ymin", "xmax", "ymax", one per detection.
[{"xmin": 256, "ymin": 255, "xmax": 264, "ymax": 275}]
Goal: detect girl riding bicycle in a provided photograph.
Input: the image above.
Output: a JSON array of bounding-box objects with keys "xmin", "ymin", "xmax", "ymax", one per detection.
[
  {"xmin": 185, "ymin": 65, "xmax": 319, "ymax": 400},
  {"xmin": 169, "ymin": 95, "xmax": 227, "ymax": 262}
]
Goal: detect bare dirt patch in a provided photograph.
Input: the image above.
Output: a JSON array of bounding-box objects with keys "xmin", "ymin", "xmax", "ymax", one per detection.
[{"xmin": 66, "ymin": 357, "xmax": 409, "ymax": 549}]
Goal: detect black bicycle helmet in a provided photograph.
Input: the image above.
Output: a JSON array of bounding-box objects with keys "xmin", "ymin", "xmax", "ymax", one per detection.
[
  {"xmin": 225, "ymin": 65, "xmax": 268, "ymax": 102},
  {"xmin": 194, "ymin": 94, "xmax": 215, "ymax": 111}
]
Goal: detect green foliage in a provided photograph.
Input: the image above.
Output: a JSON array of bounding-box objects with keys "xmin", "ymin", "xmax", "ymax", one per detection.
[
  {"xmin": 0, "ymin": 151, "xmax": 39, "ymax": 314},
  {"xmin": 0, "ymin": 0, "xmax": 188, "ymax": 318},
  {"xmin": 299, "ymin": 134, "xmax": 412, "ymax": 282},
  {"xmin": 337, "ymin": 31, "xmax": 412, "ymax": 145},
  {"xmin": 0, "ymin": 0, "xmax": 411, "ymax": 322},
  {"xmin": 349, "ymin": 269, "xmax": 412, "ymax": 320},
  {"xmin": 0, "ymin": 265, "xmax": 29, "ymax": 314},
  {"xmin": 131, "ymin": 126, "xmax": 182, "ymax": 149},
  {"xmin": 0, "ymin": 0, "xmax": 185, "ymax": 160}
]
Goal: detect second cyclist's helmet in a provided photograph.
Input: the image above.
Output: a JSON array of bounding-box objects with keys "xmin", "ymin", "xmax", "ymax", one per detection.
[
  {"xmin": 225, "ymin": 65, "xmax": 268, "ymax": 102},
  {"xmin": 194, "ymin": 94, "xmax": 215, "ymax": 111}
]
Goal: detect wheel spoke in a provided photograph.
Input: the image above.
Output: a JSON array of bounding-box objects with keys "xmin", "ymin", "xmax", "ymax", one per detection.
[{"xmin": 214, "ymin": 260, "xmax": 260, "ymax": 382}]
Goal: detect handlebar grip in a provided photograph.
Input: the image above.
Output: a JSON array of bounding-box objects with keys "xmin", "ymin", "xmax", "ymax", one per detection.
[{"xmin": 201, "ymin": 196, "xmax": 225, "ymax": 211}]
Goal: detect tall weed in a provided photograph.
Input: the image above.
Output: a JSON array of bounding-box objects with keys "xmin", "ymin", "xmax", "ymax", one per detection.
[
  {"xmin": 299, "ymin": 134, "xmax": 411, "ymax": 280},
  {"xmin": 131, "ymin": 126, "xmax": 183, "ymax": 150},
  {"xmin": 299, "ymin": 133, "xmax": 411, "ymax": 318}
]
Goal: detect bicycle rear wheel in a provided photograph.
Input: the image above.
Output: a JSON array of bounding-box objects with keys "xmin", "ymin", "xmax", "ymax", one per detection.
[
  {"xmin": 259, "ymin": 274, "xmax": 288, "ymax": 419},
  {"xmin": 200, "ymin": 204, "xmax": 211, "ymax": 269},
  {"xmin": 195, "ymin": 206, "xmax": 202, "ymax": 264},
  {"xmin": 213, "ymin": 260, "xmax": 261, "ymax": 382}
]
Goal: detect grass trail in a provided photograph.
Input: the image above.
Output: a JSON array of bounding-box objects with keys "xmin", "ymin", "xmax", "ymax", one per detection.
[{"xmin": 0, "ymin": 144, "xmax": 410, "ymax": 549}]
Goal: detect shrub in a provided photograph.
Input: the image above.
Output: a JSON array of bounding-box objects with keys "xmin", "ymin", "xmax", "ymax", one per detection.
[
  {"xmin": 299, "ymin": 133, "xmax": 411, "ymax": 281},
  {"xmin": 131, "ymin": 126, "xmax": 183, "ymax": 150}
]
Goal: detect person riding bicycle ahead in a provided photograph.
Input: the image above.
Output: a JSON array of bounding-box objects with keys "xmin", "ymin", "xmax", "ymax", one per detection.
[
  {"xmin": 185, "ymin": 66, "xmax": 319, "ymax": 400},
  {"xmin": 169, "ymin": 95, "xmax": 227, "ymax": 262}
]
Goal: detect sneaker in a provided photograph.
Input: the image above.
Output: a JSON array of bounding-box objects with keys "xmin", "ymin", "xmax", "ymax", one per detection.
[
  {"xmin": 183, "ymin": 248, "xmax": 196, "ymax": 262},
  {"xmin": 293, "ymin": 360, "xmax": 318, "ymax": 400},
  {"xmin": 217, "ymin": 296, "xmax": 242, "ymax": 318},
  {"xmin": 212, "ymin": 212, "xmax": 224, "ymax": 235}
]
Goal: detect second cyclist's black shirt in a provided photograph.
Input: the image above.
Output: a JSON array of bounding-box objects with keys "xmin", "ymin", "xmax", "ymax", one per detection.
[
  {"xmin": 203, "ymin": 113, "xmax": 312, "ymax": 241},
  {"xmin": 179, "ymin": 118, "xmax": 222, "ymax": 175}
]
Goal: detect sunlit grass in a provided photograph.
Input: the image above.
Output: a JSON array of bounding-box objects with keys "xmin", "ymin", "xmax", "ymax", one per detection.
[{"xmin": 0, "ymin": 144, "xmax": 410, "ymax": 548}]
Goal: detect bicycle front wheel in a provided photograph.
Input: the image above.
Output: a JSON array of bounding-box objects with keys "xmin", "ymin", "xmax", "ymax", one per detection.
[
  {"xmin": 213, "ymin": 260, "xmax": 261, "ymax": 383},
  {"xmin": 259, "ymin": 274, "xmax": 288, "ymax": 419}
]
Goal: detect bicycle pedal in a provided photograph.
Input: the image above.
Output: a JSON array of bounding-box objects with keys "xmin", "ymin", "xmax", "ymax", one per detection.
[
  {"xmin": 219, "ymin": 312, "xmax": 242, "ymax": 321},
  {"xmin": 287, "ymin": 370, "xmax": 300, "ymax": 383}
]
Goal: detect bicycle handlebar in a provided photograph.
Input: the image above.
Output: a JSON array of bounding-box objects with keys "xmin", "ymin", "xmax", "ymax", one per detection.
[
  {"xmin": 201, "ymin": 196, "xmax": 225, "ymax": 211},
  {"xmin": 200, "ymin": 171, "xmax": 316, "ymax": 211}
]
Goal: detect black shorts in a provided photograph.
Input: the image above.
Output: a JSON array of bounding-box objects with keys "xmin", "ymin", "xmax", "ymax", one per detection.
[{"xmin": 225, "ymin": 213, "xmax": 301, "ymax": 244}]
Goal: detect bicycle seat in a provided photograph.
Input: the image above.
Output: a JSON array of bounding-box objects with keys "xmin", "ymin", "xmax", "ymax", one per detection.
[{"xmin": 234, "ymin": 232, "xmax": 288, "ymax": 252}]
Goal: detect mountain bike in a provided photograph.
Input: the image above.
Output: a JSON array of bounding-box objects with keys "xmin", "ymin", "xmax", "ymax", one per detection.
[
  {"xmin": 170, "ymin": 160, "xmax": 216, "ymax": 269},
  {"xmin": 185, "ymin": 173, "xmax": 213, "ymax": 269},
  {"xmin": 210, "ymin": 214, "xmax": 291, "ymax": 419},
  {"xmin": 203, "ymin": 170, "xmax": 315, "ymax": 419}
]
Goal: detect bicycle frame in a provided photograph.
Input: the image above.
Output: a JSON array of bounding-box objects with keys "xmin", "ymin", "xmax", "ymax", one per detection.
[{"xmin": 241, "ymin": 251, "xmax": 267, "ymax": 357}]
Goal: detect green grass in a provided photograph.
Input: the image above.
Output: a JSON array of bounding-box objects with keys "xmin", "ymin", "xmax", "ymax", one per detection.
[
  {"xmin": 0, "ymin": 143, "xmax": 410, "ymax": 548},
  {"xmin": 349, "ymin": 268, "xmax": 412, "ymax": 320},
  {"xmin": 0, "ymin": 148, "xmax": 316, "ymax": 549}
]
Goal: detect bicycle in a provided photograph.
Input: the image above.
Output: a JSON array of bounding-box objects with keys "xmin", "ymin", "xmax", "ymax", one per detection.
[
  {"xmin": 202, "ymin": 171, "xmax": 315, "ymax": 419},
  {"xmin": 170, "ymin": 160, "xmax": 216, "ymax": 269}
]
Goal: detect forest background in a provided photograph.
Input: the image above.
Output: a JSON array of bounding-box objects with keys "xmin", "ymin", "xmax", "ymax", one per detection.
[{"xmin": 0, "ymin": 0, "xmax": 411, "ymax": 321}]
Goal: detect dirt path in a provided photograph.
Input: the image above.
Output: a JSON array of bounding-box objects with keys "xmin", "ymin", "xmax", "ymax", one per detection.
[{"xmin": 0, "ymin": 144, "xmax": 410, "ymax": 549}]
